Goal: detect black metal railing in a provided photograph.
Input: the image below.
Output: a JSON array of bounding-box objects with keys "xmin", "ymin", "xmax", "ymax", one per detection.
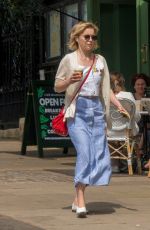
[{"xmin": 0, "ymin": 14, "xmax": 42, "ymax": 128}]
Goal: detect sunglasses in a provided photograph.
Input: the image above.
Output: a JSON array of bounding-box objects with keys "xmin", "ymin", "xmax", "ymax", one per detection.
[{"xmin": 83, "ymin": 35, "xmax": 98, "ymax": 41}]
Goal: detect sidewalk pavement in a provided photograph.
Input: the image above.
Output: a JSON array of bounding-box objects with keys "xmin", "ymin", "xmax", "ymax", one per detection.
[{"xmin": 0, "ymin": 140, "xmax": 150, "ymax": 230}]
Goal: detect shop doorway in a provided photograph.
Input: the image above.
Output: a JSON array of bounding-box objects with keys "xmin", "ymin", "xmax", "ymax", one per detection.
[
  {"xmin": 99, "ymin": 0, "xmax": 136, "ymax": 89},
  {"xmin": 136, "ymin": 0, "xmax": 150, "ymax": 76}
]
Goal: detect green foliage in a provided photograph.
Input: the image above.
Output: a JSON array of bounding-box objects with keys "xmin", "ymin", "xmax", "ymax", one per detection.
[
  {"xmin": 41, "ymin": 124, "xmax": 49, "ymax": 130},
  {"xmin": 37, "ymin": 88, "xmax": 45, "ymax": 98},
  {"xmin": 41, "ymin": 130, "xmax": 47, "ymax": 139},
  {"xmin": 40, "ymin": 114, "xmax": 49, "ymax": 123},
  {"xmin": 0, "ymin": 0, "xmax": 43, "ymax": 14},
  {"xmin": 39, "ymin": 105, "xmax": 45, "ymax": 114},
  {"xmin": 0, "ymin": 0, "xmax": 43, "ymax": 27}
]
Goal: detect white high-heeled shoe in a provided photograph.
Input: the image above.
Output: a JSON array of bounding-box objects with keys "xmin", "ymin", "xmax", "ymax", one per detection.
[
  {"xmin": 72, "ymin": 203, "xmax": 78, "ymax": 212},
  {"xmin": 76, "ymin": 207, "xmax": 87, "ymax": 218},
  {"xmin": 72, "ymin": 203, "xmax": 88, "ymax": 213}
]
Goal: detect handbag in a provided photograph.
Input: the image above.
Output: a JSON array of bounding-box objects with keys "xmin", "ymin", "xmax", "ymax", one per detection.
[
  {"xmin": 52, "ymin": 106, "xmax": 68, "ymax": 136},
  {"xmin": 52, "ymin": 55, "xmax": 95, "ymax": 136}
]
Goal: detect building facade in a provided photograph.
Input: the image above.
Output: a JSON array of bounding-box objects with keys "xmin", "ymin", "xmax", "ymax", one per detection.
[
  {"xmin": 42, "ymin": 0, "xmax": 150, "ymax": 88},
  {"xmin": 0, "ymin": 0, "xmax": 149, "ymax": 128}
]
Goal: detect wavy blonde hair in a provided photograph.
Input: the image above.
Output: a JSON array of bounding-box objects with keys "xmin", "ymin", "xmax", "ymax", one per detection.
[{"xmin": 68, "ymin": 21, "xmax": 99, "ymax": 51}]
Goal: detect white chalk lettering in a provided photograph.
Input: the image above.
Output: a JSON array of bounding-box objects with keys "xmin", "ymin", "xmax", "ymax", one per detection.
[
  {"xmin": 39, "ymin": 98, "xmax": 64, "ymax": 106},
  {"xmin": 47, "ymin": 129, "xmax": 55, "ymax": 134},
  {"xmin": 50, "ymin": 115, "xmax": 56, "ymax": 119},
  {"xmin": 45, "ymin": 108, "xmax": 61, "ymax": 113}
]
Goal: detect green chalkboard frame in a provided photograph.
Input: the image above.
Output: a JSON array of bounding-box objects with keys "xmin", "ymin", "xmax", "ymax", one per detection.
[{"xmin": 21, "ymin": 80, "xmax": 73, "ymax": 157}]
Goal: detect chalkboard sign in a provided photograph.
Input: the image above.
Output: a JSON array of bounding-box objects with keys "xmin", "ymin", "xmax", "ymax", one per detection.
[{"xmin": 21, "ymin": 80, "xmax": 73, "ymax": 157}]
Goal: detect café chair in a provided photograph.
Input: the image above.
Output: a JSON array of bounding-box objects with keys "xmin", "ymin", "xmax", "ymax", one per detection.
[{"xmin": 107, "ymin": 98, "xmax": 140, "ymax": 175}]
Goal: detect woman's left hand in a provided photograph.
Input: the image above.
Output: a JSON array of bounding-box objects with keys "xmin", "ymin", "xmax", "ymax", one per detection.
[
  {"xmin": 110, "ymin": 90, "xmax": 130, "ymax": 118},
  {"xmin": 118, "ymin": 106, "xmax": 130, "ymax": 119}
]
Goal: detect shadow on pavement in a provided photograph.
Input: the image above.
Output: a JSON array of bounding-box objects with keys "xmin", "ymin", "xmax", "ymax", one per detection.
[
  {"xmin": 63, "ymin": 201, "xmax": 138, "ymax": 215},
  {"xmin": 0, "ymin": 148, "xmax": 76, "ymax": 159},
  {"xmin": 0, "ymin": 215, "xmax": 44, "ymax": 230},
  {"xmin": 44, "ymin": 168, "xmax": 74, "ymax": 177}
]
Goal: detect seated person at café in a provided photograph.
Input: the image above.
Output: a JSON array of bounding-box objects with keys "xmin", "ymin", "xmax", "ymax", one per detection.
[
  {"xmin": 131, "ymin": 73, "xmax": 150, "ymax": 165},
  {"xmin": 110, "ymin": 71, "xmax": 140, "ymax": 136},
  {"xmin": 108, "ymin": 72, "xmax": 141, "ymax": 173}
]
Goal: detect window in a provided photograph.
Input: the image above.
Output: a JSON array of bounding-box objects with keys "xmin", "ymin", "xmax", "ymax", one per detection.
[
  {"xmin": 64, "ymin": 3, "xmax": 78, "ymax": 53},
  {"xmin": 81, "ymin": 0, "xmax": 87, "ymax": 21},
  {"xmin": 46, "ymin": 10, "xmax": 61, "ymax": 59},
  {"xmin": 45, "ymin": 0, "xmax": 87, "ymax": 60}
]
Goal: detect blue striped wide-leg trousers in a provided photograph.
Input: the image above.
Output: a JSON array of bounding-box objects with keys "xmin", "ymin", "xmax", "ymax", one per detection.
[{"xmin": 67, "ymin": 96, "xmax": 111, "ymax": 187}]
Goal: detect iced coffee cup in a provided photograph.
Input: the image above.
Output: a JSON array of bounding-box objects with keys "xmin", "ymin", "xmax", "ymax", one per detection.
[{"xmin": 74, "ymin": 67, "xmax": 83, "ymax": 79}]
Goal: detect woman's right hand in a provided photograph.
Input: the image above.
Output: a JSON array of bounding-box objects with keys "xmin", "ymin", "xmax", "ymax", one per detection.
[
  {"xmin": 69, "ymin": 71, "xmax": 83, "ymax": 84},
  {"xmin": 55, "ymin": 71, "xmax": 82, "ymax": 93}
]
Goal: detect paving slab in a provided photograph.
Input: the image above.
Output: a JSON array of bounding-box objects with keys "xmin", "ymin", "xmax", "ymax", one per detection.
[{"xmin": 0, "ymin": 140, "xmax": 149, "ymax": 230}]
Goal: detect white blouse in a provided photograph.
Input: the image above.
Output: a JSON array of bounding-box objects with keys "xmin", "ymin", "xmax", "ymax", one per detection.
[{"xmin": 79, "ymin": 58, "xmax": 104, "ymax": 96}]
